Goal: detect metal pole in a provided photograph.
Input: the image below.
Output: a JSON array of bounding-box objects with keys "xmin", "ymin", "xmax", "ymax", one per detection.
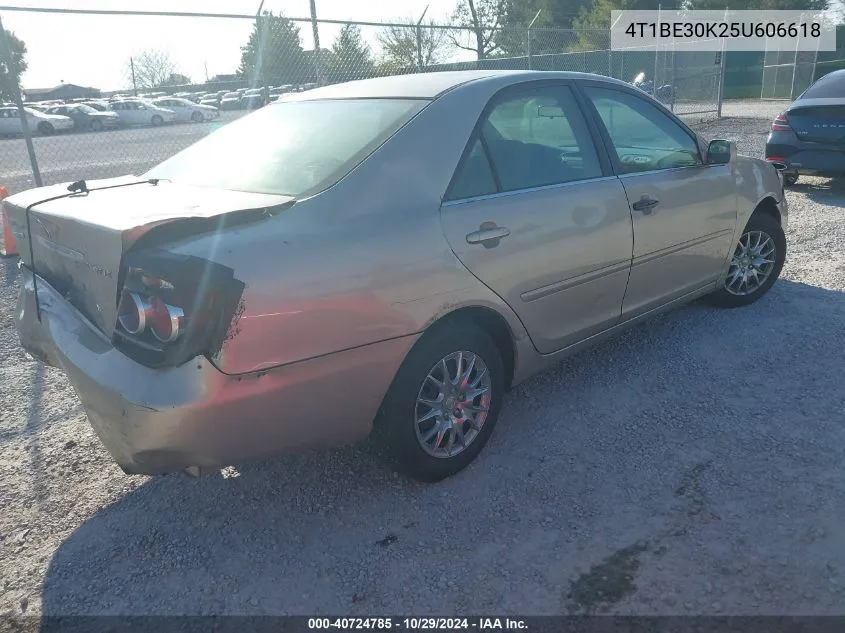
[
  {"xmin": 130, "ymin": 56, "xmax": 137, "ymax": 95},
  {"xmin": 653, "ymin": 4, "xmax": 661, "ymax": 90},
  {"xmin": 526, "ymin": 9, "xmax": 541, "ymax": 70},
  {"xmin": 416, "ymin": 5, "xmax": 429, "ymax": 71},
  {"xmin": 716, "ymin": 7, "xmax": 728, "ymax": 117},
  {"xmin": 309, "ymin": 0, "xmax": 324, "ymax": 85},
  {"xmin": 789, "ymin": 13, "xmax": 803, "ymax": 100},
  {"xmin": 0, "ymin": 16, "xmax": 41, "ymax": 187}
]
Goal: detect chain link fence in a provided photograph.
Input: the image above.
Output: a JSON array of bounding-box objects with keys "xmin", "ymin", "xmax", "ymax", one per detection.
[{"xmin": 0, "ymin": 7, "xmax": 726, "ymax": 197}]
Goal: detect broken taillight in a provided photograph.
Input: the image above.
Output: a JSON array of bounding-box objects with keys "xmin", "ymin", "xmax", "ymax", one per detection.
[{"xmin": 114, "ymin": 249, "xmax": 245, "ymax": 368}]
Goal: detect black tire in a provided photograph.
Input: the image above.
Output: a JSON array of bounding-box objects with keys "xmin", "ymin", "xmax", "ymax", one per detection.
[
  {"xmin": 37, "ymin": 121, "xmax": 54, "ymax": 135},
  {"xmin": 151, "ymin": 115, "xmax": 163, "ymax": 126},
  {"xmin": 90, "ymin": 120, "xmax": 103, "ymax": 132},
  {"xmin": 705, "ymin": 212, "xmax": 786, "ymax": 308},
  {"xmin": 191, "ymin": 111, "xmax": 203, "ymax": 123},
  {"xmin": 783, "ymin": 174, "xmax": 798, "ymax": 186},
  {"xmin": 371, "ymin": 322, "xmax": 505, "ymax": 482}
]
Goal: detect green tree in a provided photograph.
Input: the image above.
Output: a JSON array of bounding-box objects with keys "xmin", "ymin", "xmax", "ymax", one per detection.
[
  {"xmin": 0, "ymin": 27, "xmax": 27, "ymax": 102},
  {"xmin": 239, "ymin": 11, "xmax": 308, "ymax": 86},
  {"xmin": 328, "ymin": 24, "xmax": 374, "ymax": 83},
  {"xmin": 451, "ymin": 0, "xmax": 507, "ymax": 59}
]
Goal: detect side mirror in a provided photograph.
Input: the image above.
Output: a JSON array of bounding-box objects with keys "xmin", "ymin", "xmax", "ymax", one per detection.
[{"xmin": 706, "ymin": 139, "xmax": 736, "ymax": 165}]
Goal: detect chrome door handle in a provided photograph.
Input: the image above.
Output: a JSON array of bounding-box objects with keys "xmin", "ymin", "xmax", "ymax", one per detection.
[{"xmin": 466, "ymin": 225, "xmax": 510, "ymax": 246}]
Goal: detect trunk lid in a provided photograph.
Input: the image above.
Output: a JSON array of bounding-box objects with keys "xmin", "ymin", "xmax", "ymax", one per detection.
[
  {"xmin": 787, "ymin": 98, "xmax": 845, "ymax": 145},
  {"xmin": 3, "ymin": 176, "xmax": 294, "ymax": 337}
]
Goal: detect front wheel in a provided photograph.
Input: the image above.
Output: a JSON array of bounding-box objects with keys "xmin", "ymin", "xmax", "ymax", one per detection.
[
  {"xmin": 90, "ymin": 120, "xmax": 103, "ymax": 132},
  {"xmin": 37, "ymin": 121, "xmax": 54, "ymax": 135},
  {"xmin": 151, "ymin": 115, "xmax": 163, "ymax": 126},
  {"xmin": 372, "ymin": 322, "xmax": 505, "ymax": 482},
  {"xmin": 191, "ymin": 111, "xmax": 203, "ymax": 123},
  {"xmin": 705, "ymin": 212, "xmax": 786, "ymax": 308},
  {"xmin": 783, "ymin": 174, "xmax": 798, "ymax": 186}
]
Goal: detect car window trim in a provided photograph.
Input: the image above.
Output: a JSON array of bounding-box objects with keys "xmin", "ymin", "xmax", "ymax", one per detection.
[
  {"xmin": 442, "ymin": 175, "xmax": 620, "ymax": 207},
  {"xmin": 575, "ymin": 80, "xmax": 704, "ymax": 176},
  {"xmin": 443, "ymin": 79, "xmax": 614, "ymax": 203}
]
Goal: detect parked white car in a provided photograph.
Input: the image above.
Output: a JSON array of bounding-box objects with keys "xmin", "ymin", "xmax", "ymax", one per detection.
[
  {"xmin": 109, "ymin": 100, "xmax": 176, "ymax": 126},
  {"xmin": 0, "ymin": 106, "xmax": 74, "ymax": 135},
  {"xmin": 151, "ymin": 97, "xmax": 219, "ymax": 122}
]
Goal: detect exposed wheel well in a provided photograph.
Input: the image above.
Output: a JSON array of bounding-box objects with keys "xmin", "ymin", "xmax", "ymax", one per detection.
[
  {"xmin": 431, "ymin": 307, "xmax": 516, "ymax": 389},
  {"xmin": 754, "ymin": 196, "xmax": 781, "ymax": 226}
]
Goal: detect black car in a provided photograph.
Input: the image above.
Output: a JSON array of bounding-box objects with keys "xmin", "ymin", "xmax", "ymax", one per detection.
[
  {"xmin": 765, "ymin": 69, "xmax": 845, "ymax": 186},
  {"xmin": 241, "ymin": 88, "xmax": 267, "ymax": 110},
  {"xmin": 45, "ymin": 104, "xmax": 120, "ymax": 131}
]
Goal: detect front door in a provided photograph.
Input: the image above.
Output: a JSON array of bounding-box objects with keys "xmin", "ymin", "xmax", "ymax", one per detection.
[
  {"xmin": 581, "ymin": 85, "xmax": 738, "ymax": 319},
  {"xmin": 440, "ymin": 83, "xmax": 634, "ymax": 354}
]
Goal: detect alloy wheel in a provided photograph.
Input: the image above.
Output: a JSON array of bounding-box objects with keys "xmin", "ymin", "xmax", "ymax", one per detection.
[
  {"xmin": 414, "ymin": 351, "xmax": 492, "ymax": 459},
  {"xmin": 725, "ymin": 230, "xmax": 777, "ymax": 296}
]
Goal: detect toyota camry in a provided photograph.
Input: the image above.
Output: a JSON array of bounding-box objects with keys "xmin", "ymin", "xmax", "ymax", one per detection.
[{"xmin": 7, "ymin": 70, "xmax": 787, "ymax": 482}]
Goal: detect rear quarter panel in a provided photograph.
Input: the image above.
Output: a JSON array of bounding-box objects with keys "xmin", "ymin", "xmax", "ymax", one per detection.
[{"xmin": 159, "ymin": 79, "xmax": 536, "ymax": 376}]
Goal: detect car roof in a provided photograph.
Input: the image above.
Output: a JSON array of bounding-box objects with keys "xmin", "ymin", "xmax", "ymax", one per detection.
[{"xmin": 281, "ymin": 70, "xmax": 630, "ymax": 101}]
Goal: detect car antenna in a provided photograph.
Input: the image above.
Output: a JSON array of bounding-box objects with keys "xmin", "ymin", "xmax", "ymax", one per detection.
[{"xmin": 67, "ymin": 180, "xmax": 88, "ymax": 194}]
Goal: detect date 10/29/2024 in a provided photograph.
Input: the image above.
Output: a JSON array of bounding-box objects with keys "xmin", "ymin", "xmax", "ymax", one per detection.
[{"xmin": 307, "ymin": 618, "xmax": 528, "ymax": 630}]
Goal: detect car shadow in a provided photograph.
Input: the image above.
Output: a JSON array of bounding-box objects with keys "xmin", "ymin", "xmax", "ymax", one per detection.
[
  {"xmin": 35, "ymin": 278, "xmax": 845, "ymax": 617},
  {"xmin": 790, "ymin": 176, "xmax": 845, "ymax": 208}
]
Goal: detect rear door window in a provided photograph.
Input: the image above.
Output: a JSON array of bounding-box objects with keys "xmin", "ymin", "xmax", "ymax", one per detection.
[{"xmin": 479, "ymin": 85, "xmax": 602, "ymax": 193}]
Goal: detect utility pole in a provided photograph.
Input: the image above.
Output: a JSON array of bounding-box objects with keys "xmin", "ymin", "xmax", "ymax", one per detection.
[
  {"xmin": 130, "ymin": 56, "xmax": 138, "ymax": 96},
  {"xmin": 416, "ymin": 5, "xmax": 429, "ymax": 71},
  {"xmin": 310, "ymin": 0, "xmax": 324, "ymax": 85},
  {"xmin": 204, "ymin": 62, "xmax": 209, "ymax": 83}
]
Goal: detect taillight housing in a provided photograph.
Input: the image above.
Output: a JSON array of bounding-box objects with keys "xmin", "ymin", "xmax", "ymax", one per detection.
[
  {"xmin": 771, "ymin": 114, "xmax": 792, "ymax": 132},
  {"xmin": 114, "ymin": 248, "xmax": 245, "ymax": 368}
]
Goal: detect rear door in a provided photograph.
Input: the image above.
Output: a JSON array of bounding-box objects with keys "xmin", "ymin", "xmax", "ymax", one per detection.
[
  {"xmin": 581, "ymin": 83, "xmax": 737, "ymax": 319},
  {"xmin": 440, "ymin": 82, "xmax": 634, "ymax": 354}
]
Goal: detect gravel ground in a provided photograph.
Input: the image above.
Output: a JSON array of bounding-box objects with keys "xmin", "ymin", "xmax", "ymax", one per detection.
[{"xmin": 2, "ymin": 109, "xmax": 845, "ymax": 617}]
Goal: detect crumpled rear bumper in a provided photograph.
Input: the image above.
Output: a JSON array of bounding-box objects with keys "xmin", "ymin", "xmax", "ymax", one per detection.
[{"xmin": 15, "ymin": 268, "xmax": 416, "ymax": 475}]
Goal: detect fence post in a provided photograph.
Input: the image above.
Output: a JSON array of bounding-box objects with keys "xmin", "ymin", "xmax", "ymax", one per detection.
[
  {"xmin": 789, "ymin": 13, "xmax": 803, "ymax": 100},
  {"xmin": 527, "ymin": 27, "xmax": 532, "ymax": 69},
  {"xmin": 716, "ymin": 7, "xmax": 728, "ymax": 117},
  {"xmin": 0, "ymin": 15, "xmax": 41, "ymax": 188},
  {"xmin": 526, "ymin": 10, "xmax": 541, "ymax": 71},
  {"xmin": 653, "ymin": 4, "xmax": 661, "ymax": 87},
  {"xmin": 309, "ymin": 0, "xmax": 324, "ymax": 85}
]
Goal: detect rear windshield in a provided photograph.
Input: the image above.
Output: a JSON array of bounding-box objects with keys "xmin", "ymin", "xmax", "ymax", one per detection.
[
  {"xmin": 801, "ymin": 72, "xmax": 844, "ymax": 99},
  {"xmin": 145, "ymin": 98, "xmax": 427, "ymax": 197}
]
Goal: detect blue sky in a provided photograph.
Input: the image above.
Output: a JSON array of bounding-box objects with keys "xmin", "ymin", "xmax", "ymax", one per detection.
[{"xmin": 1, "ymin": 0, "xmax": 459, "ymax": 90}]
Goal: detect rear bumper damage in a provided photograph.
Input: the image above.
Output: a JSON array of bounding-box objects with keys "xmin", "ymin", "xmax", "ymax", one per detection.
[{"xmin": 15, "ymin": 268, "xmax": 416, "ymax": 475}]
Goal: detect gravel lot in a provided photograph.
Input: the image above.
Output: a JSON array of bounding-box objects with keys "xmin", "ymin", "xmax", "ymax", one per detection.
[{"xmin": 2, "ymin": 106, "xmax": 845, "ymax": 617}]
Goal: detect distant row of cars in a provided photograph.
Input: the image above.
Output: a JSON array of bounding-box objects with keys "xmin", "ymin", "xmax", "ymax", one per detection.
[
  {"xmin": 2, "ymin": 82, "xmax": 319, "ymax": 137},
  {"xmin": 1, "ymin": 96, "xmax": 220, "ymax": 136}
]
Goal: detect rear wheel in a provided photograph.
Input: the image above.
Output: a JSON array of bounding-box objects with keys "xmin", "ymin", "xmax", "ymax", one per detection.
[
  {"xmin": 191, "ymin": 111, "xmax": 203, "ymax": 123},
  {"xmin": 372, "ymin": 322, "xmax": 505, "ymax": 482},
  {"xmin": 705, "ymin": 212, "xmax": 786, "ymax": 308},
  {"xmin": 37, "ymin": 121, "xmax": 54, "ymax": 135},
  {"xmin": 151, "ymin": 115, "xmax": 163, "ymax": 126}
]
